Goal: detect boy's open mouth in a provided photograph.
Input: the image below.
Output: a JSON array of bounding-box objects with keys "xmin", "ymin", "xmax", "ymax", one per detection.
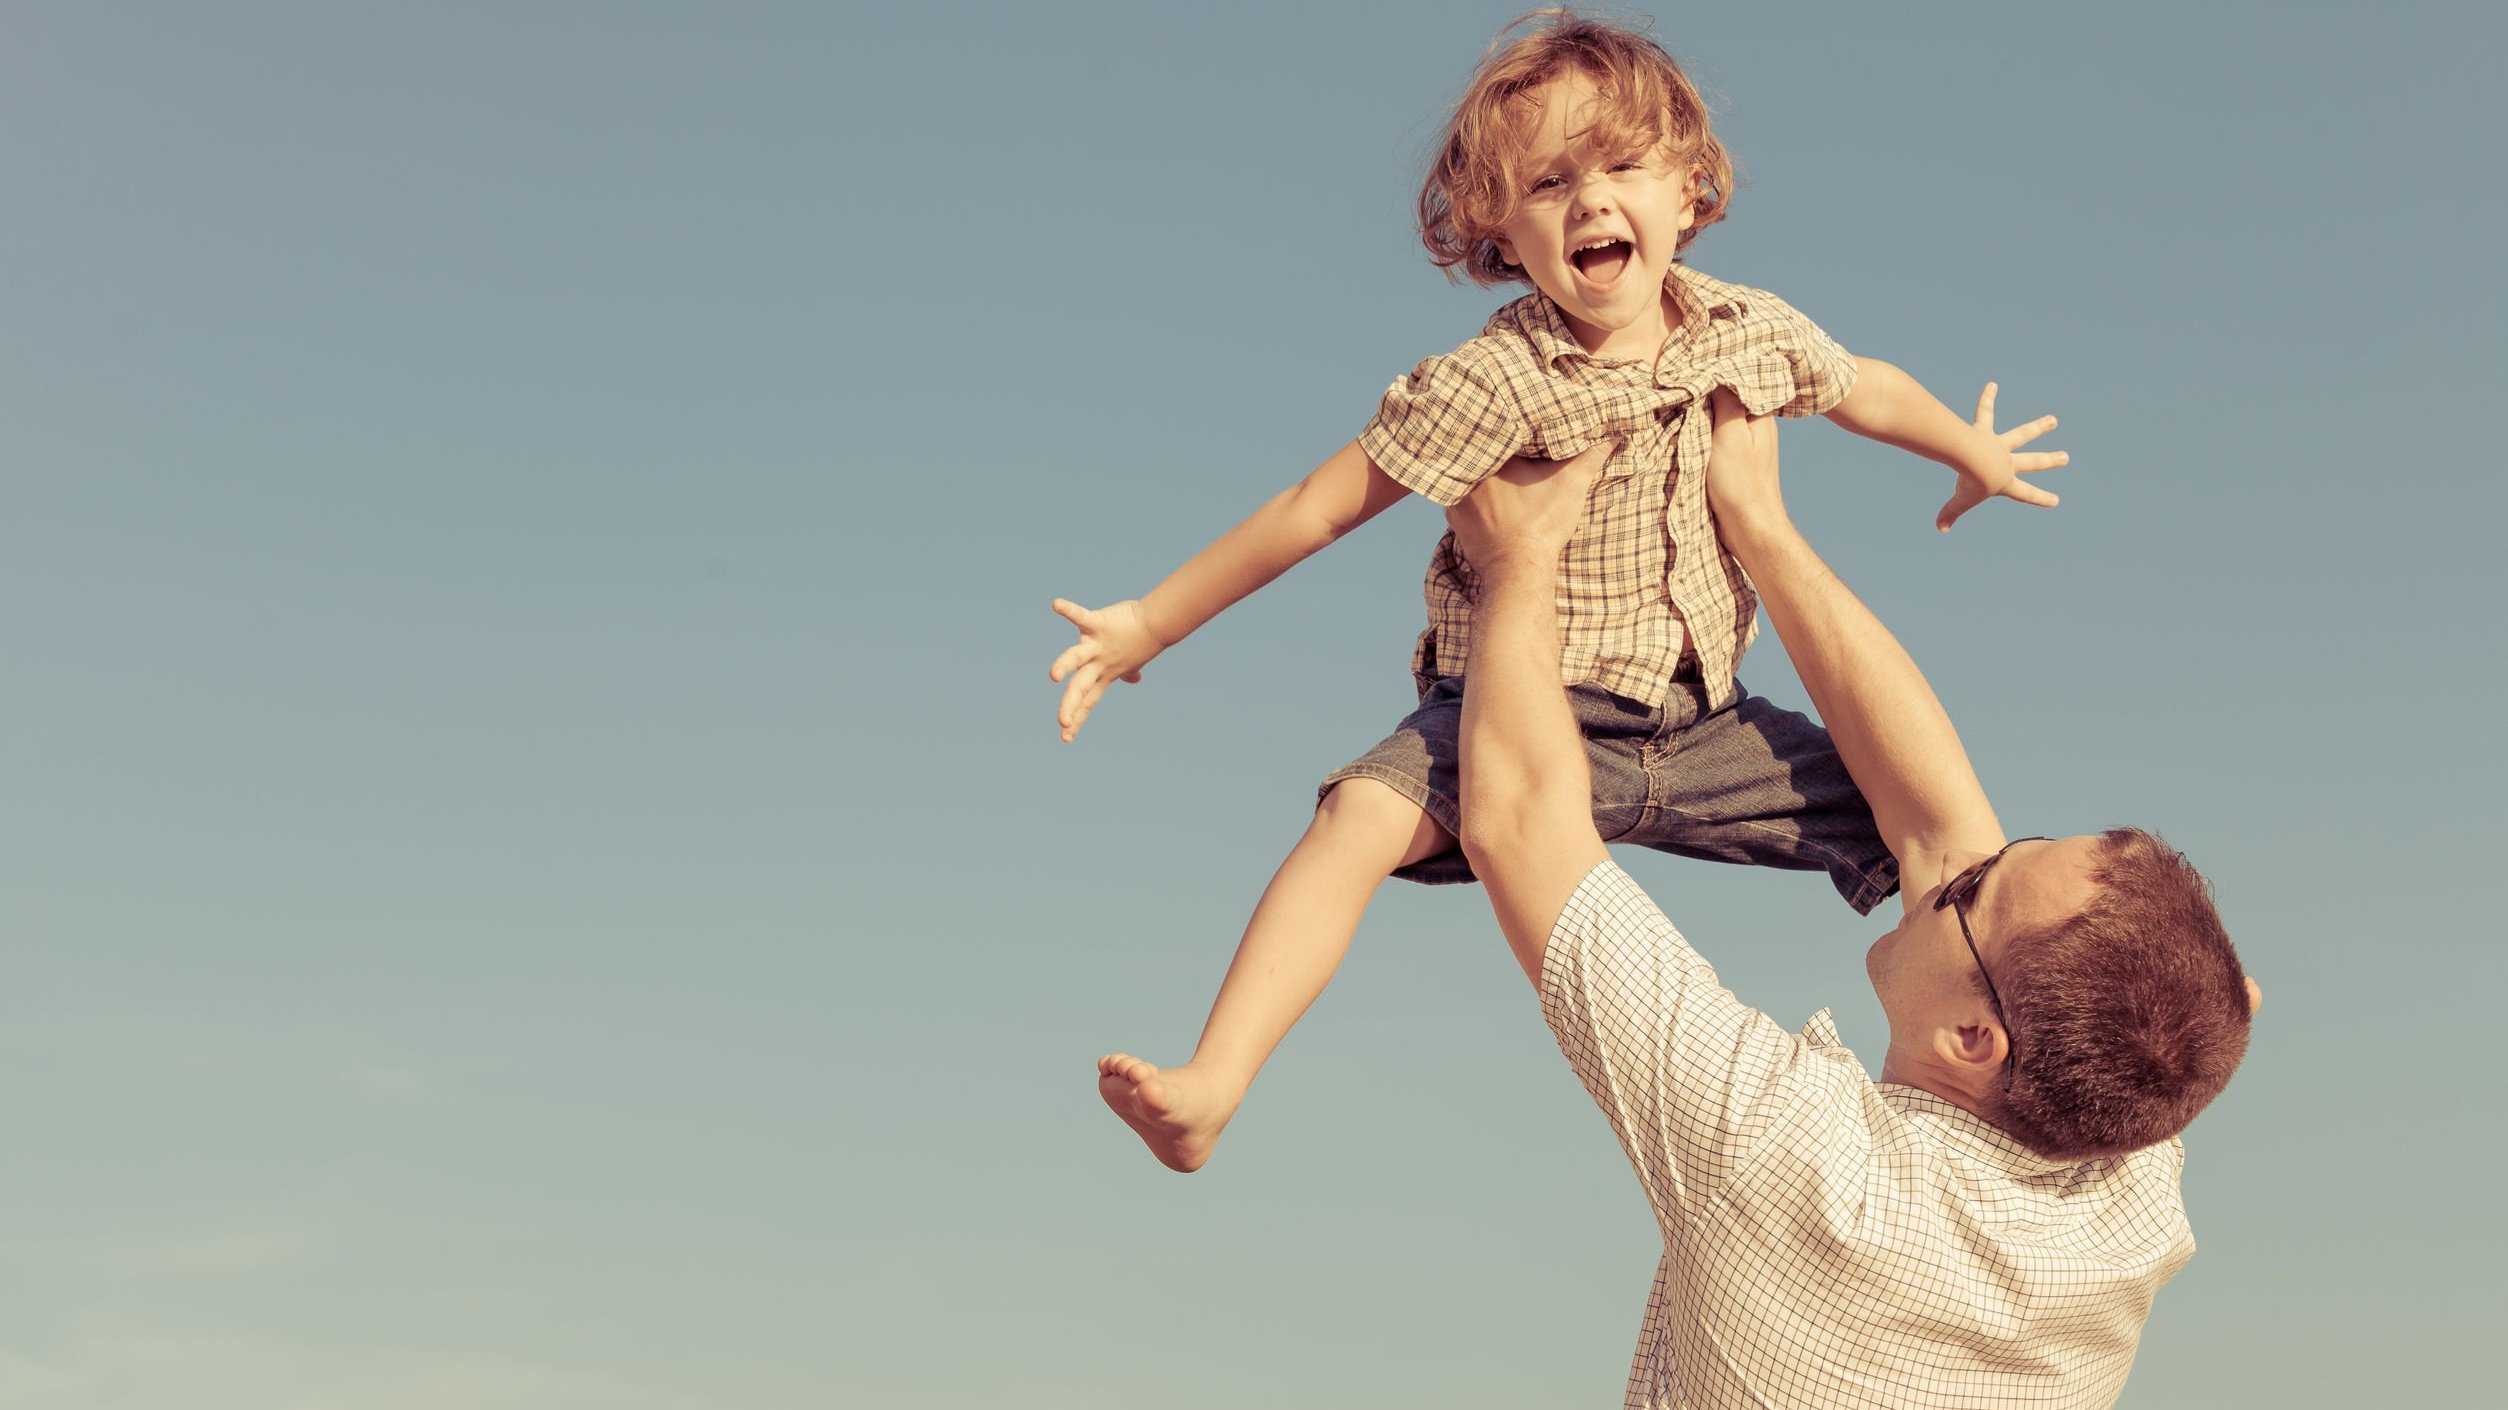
[{"xmin": 1571, "ymin": 239, "xmax": 1633, "ymax": 284}]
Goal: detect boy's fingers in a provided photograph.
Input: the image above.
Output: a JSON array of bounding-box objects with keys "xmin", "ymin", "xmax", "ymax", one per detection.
[
  {"xmin": 1051, "ymin": 598, "xmax": 1092, "ymax": 627},
  {"xmin": 1936, "ymin": 490, "xmax": 1980, "ymax": 532},
  {"xmin": 1973, "ymin": 382, "xmax": 1999, "ymax": 429},
  {"xmin": 2009, "ymin": 482, "xmax": 2060, "ymax": 508},
  {"xmin": 2014, "ymin": 451, "xmax": 2069, "ymax": 472},
  {"xmin": 2001, "ymin": 414, "xmax": 2058, "ymax": 447}
]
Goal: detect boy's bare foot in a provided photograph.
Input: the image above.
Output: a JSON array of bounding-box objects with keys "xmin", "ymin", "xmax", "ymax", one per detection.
[{"xmin": 1097, "ymin": 1054, "xmax": 1238, "ymax": 1173}]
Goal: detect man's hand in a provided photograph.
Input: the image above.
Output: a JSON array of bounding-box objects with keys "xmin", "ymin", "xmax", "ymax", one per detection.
[
  {"xmin": 1936, "ymin": 383, "xmax": 2068, "ymax": 533},
  {"xmin": 1047, "ymin": 598, "xmax": 1160, "ymax": 742},
  {"xmin": 1444, "ymin": 441, "xmax": 1612, "ymax": 573},
  {"xmin": 1705, "ymin": 389, "xmax": 1786, "ymax": 544}
]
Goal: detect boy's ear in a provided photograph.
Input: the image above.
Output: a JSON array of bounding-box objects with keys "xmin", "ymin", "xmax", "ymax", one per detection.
[{"xmin": 1492, "ymin": 235, "xmax": 1518, "ymax": 268}]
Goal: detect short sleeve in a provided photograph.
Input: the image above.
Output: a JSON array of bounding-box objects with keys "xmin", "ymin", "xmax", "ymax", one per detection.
[
  {"xmin": 1710, "ymin": 287, "xmax": 1859, "ymax": 419},
  {"xmin": 1539, "ymin": 861, "xmax": 1856, "ymax": 1229},
  {"xmin": 1358, "ymin": 350, "xmax": 1529, "ymax": 507}
]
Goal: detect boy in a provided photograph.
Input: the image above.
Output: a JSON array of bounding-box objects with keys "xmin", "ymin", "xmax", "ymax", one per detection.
[{"xmin": 1051, "ymin": 11, "xmax": 2066, "ymax": 1173}]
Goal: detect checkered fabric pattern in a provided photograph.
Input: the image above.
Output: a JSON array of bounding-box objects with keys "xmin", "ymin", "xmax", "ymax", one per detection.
[
  {"xmin": 1359, "ymin": 265, "xmax": 1857, "ymax": 711},
  {"xmin": 1541, "ymin": 861, "xmax": 2198, "ymax": 1410}
]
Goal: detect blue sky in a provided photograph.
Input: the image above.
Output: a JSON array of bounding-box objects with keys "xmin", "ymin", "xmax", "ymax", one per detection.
[{"xmin": 4, "ymin": 2, "xmax": 2502, "ymax": 1405}]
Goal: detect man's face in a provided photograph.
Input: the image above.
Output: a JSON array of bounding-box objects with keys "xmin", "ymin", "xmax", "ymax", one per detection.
[
  {"xmin": 1490, "ymin": 72, "xmax": 1694, "ymax": 363},
  {"xmin": 1868, "ymin": 836, "xmax": 2105, "ymax": 1065}
]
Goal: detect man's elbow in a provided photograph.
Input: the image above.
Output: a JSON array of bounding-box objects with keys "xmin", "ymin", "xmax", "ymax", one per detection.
[
  {"xmin": 1458, "ymin": 777, "xmax": 1576, "ymax": 876},
  {"xmin": 1457, "ymin": 817, "xmax": 1514, "ymax": 882}
]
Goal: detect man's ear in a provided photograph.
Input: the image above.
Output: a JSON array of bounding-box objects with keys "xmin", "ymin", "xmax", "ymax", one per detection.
[{"xmin": 1937, "ymin": 1020, "xmax": 2007, "ymax": 1079}]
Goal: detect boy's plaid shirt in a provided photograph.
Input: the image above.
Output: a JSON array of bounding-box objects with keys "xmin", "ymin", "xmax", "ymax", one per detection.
[{"xmin": 1359, "ymin": 265, "xmax": 1856, "ymax": 710}]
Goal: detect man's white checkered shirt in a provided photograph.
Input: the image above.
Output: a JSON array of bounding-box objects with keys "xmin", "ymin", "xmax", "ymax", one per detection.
[
  {"xmin": 1542, "ymin": 861, "xmax": 2197, "ymax": 1410},
  {"xmin": 1359, "ymin": 265, "xmax": 1857, "ymax": 711}
]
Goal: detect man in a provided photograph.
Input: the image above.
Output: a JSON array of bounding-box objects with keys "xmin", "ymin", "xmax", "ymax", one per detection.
[{"xmin": 1449, "ymin": 390, "xmax": 2259, "ymax": 1409}]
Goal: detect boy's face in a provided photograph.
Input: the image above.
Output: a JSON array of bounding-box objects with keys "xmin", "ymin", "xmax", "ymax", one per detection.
[{"xmin": 1492, "ymin": 73, "xmax": 1694, "ymax": 362}]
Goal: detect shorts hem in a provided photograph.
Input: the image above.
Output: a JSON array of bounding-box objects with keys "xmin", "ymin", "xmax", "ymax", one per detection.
[
  {"xmin": 1315, "ymin": 762, "xmax": 1473, "ymax": 886},
  {"xmin": 1844, "ymin": 859, "xmax": 1902, "ymax": 916}
]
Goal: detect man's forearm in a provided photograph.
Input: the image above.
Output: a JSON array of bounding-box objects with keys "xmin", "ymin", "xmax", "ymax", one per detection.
[
  {"xmin": 1458, "ymin": 553, "xmax": 1590, "ymax": 837},
  {"xmin": 1720, "ymin": 512, "xmax": 2000, "ymax": 864},
  {"xmin": 1456, "ymin": 544, "xmax": 1609, "ymax": 984}
]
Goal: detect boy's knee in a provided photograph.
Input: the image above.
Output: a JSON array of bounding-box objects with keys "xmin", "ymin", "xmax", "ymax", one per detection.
[
  {"xmin": 1315, "ymin": 776, "xmax": 1424, "ymax": 833},
  {"xmin": 1315, "ymin": 776, "xmax": 1454, "ymax": 870}
]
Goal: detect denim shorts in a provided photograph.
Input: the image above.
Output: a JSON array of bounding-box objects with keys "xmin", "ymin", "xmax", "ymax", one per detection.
[{"xmin": 1317, "ymin": 675, "xmax": 1899, "ymax": 914}]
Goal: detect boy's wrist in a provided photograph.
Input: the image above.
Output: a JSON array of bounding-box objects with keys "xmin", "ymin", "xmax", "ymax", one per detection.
[
  {"xmin": 1950, "ymin": 425, "xmax": 2004, "ymax": 477},
  {"xmin": 1131, "ymin": 596, "xmax": 1184, "ymax": 655}
]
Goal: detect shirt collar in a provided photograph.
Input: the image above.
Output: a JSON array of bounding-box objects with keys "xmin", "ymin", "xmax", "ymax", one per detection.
[
  {"xmin": 1665, "ymin": 262, "xmax": 1745, "ymax": 323},
  {"xmin": 1522, "ymin": 263, "xmax": 1735, "ymax": 371},
  {"xmin": 1812, "ymin": 1011, "xmax": 2090, "ymax": 1177},
  {"xmin": 1518, "ymin": 291, "xmax": 1594, "ymax": 370},
  {"xmin": 1881, "ymin": 1083, "xmax": 2086, "ymax": 1178}
]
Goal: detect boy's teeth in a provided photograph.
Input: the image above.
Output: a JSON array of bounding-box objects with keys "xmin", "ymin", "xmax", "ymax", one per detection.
[{"xmin": 1576, "ymin": 242, "xmax": 1632, "ymax": 282}]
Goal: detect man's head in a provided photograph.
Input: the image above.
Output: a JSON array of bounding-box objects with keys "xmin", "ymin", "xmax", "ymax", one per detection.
[
  {"xmin": 1870, "ymin": 830, "xmax": 2257, "ymax": 1161},
  {"xmin": 1418, "ymin": 10, "xmax": 1733, "ymax": 304}
]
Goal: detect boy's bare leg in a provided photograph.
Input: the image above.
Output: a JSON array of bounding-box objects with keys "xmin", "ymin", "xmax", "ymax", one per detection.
[{"xmin": 1099, "ymin": 777, "xmax": 1452, "ymax": 1172}]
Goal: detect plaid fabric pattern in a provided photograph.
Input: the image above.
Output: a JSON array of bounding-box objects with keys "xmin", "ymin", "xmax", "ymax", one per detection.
[
  {"xmin": 1542, "ymin": 861, "xmax": 2197, "ymax": 1410},
  {"xmin": 1360, "ymin": 265, "xmax": 1856, "ymax": 710}
]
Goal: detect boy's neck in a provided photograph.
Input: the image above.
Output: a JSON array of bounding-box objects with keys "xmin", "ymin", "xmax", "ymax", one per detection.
[{"xmin": 1562, "ymin": 287, "xmax": 1684, "ymax": 363}]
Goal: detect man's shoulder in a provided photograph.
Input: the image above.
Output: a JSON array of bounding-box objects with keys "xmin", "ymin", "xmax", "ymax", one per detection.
[
  {"xmin": 1867, "ymin": 1091, "xmax": 2195, "ymax": 1232},
  {"xmin": 1542, "ymin": 862, "xmax": 1873, "ymax": 1103}
]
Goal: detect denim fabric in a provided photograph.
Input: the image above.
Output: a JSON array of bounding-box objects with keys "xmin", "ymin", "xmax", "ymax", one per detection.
[{"xmin": 1317, "ymin": 676, "xmax": 1898, "ymax": 914}]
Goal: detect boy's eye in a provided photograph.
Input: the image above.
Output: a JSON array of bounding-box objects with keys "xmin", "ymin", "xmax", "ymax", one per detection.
[
  {"xmin": 1611, "ymin": 159, "xmax": 1646, "ymax": 173},
  {"xmin": 1528, "ymin": 173, "xmax": 1566, "ymax": 193}
]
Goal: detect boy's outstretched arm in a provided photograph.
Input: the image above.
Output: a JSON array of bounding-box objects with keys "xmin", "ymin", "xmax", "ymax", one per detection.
[
  {"xmin": 1449, "ymin": 447, "xmax": 1614, "ymax": 987},
  {"xmin": 1049, "ymin": 440, "xmax": 1408, "ymax": 741},
  {"xmin": 1825, "ymin": 362, "xmax": 2069, "ymax": 531}
]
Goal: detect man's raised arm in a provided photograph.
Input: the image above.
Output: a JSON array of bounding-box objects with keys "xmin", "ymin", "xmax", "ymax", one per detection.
[
  {"xmin": 1703, "ymin": 387, "xmax": 2062, "ymax": 902},
  {"xmin": 1448, "ymin": 451, "xmax": 1612, "ymax": 987}
]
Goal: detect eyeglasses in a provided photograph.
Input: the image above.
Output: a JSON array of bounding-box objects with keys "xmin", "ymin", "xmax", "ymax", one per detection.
[{"xmin": 1932, "ymin": 837, "xmax": 2050, "ymax": 1072}]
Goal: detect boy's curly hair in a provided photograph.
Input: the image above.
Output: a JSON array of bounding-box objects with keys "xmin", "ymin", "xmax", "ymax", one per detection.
[{"xmin": 1420, "ymin": 9, "xmax": 1734, "ymax": 287}]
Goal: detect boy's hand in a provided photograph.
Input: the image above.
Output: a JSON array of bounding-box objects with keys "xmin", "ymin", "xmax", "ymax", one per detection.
[
  {"xmin": 1937, "ymin": 382, "xmax": 2068, "ymax": 533},
  {"xmin": 1048, "ymin": 598, "xmax": 1161, "ymax": 742},
  {"xmin": 1445, "ymin": 442, "xmax": 1611, "ymax": 572}
]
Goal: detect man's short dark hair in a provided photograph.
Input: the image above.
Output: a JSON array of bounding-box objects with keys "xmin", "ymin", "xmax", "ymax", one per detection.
[{"xmin": 1990, "ymin": 828, "xmax": 2252, "ymax": 1160}]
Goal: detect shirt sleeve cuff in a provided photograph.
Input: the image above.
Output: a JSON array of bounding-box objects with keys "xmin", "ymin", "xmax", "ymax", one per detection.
[{"xmin": 1357, "ymin": 419, "xmax": 1474, "ymax": 507}]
